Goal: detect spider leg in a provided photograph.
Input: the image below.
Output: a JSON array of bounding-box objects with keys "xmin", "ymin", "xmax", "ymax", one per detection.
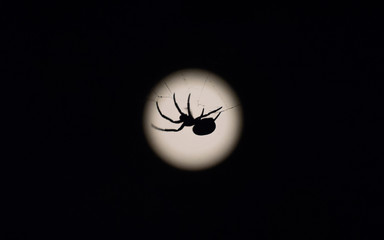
[
  {"xmin": 173, "ymin": 93, "xmax": 185, "ymax": 115},
  {"xmin": 156, "ymin": 102, "xmax": 182, "ymax": 123},
  {"xmin": 151, "ymin": 123, "xmax": 185, "ymax": 132},
  {"xmin": 214, "ymin": 111, "xmax": 221, "ymax": 121},
  {"xmin": 187, "ymin": 93, "xmax": 193, "ymax": 117},
  {"xmin": 200, "ymin": 106, "xmax": 223, "ymax": 118},
  {"xmin": 199, "ymin": 108, "xmax": 205, "ymax": 117}
]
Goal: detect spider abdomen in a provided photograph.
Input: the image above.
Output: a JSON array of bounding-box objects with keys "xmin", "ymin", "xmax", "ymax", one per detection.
[{"xmin": 192, "ymin": 119, "xmax": 216, "ymax": 136}]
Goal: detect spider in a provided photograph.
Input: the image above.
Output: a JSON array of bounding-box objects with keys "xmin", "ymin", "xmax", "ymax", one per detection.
[{"xmin": 151, "ymin": 93, "xmax": 222, "ymax": 135}]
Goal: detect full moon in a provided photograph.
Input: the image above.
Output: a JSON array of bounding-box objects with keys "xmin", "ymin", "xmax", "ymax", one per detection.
[{"xmin": 143, "ymin": 69, "xmax": 243, "ymax": 171}]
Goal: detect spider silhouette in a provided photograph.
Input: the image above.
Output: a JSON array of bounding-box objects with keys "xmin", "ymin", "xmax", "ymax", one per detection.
[{"xmin": 152, "ymin": 93, "xmax": 222, "ymax": 135}]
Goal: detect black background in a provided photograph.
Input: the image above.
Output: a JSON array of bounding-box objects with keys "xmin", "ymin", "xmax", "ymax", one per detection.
[{"xmin": 4, "ymin": 1, "xmax": 384, "ymax": 239}]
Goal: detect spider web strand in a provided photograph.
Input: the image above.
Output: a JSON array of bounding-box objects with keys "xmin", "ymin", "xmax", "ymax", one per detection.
[
  {"xmin": 219, "ymin": 104, "xmax": 241, "ymax": 113},
  {"xmin": 163, "ymin": 80, "xmax": 172, "ymax": 94},
  {"xmin": 197, "ymin": 76, "xmax": 208, "ymax": 107}
]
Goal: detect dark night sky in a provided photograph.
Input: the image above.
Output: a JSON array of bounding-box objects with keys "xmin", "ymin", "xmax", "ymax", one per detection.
[{"xmin": 4, "ymin": 1, "xmax": 384, "ymax": 239}]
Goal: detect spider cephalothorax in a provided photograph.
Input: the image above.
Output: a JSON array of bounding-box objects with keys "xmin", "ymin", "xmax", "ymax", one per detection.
[{"xmin": 151, "ymin": 93, "xmax": 222, "ymax": 136}]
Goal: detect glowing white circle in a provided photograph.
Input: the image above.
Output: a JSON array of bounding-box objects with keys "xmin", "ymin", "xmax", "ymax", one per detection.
[{"xmin": 143, "ymin": 69, "xmax": 243, "ymax": 171}]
